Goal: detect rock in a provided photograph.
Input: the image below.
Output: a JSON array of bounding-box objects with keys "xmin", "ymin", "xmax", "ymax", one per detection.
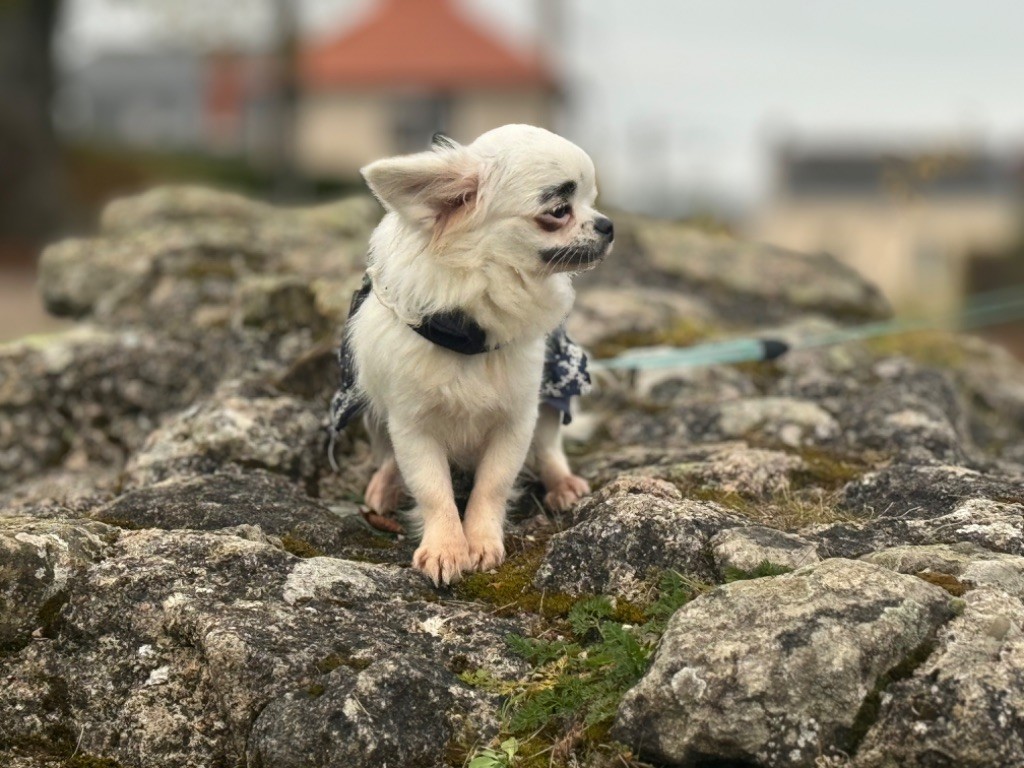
[
  {"xmin": 91, "ymin": 470, "xmax": 383, "ymax": 561},
  {"xmin": 581, "ymin": 442, "xmax": 807, "ymax": 499},
  {"xmin": 40, "ymin": 187, "xmax": 378, "ymax": 332},
  {"xmin": 717, "ymin": 397, "xmax": 841, "ymax": 448},
  {"xmin": 862, "ymin": 543, "xmax": 1024, "ymax": 599},
  {"xmin": 612, "ymin": 559, "xmax": 955, "ymax": 767},
  {"xmin": 0, "ymin": 327, "xmax": 223, "ymax": 489},
  {"xmin": 711, "ymin": 526, "xmax": 820, "ymax": 574},
  {"xmin": 568, "ymin": 285, "xmax": 714, "ymax": 351},
  {"xmin": 0, "ymin": 516, "xmax": 118, "ymax": 652},
  {"xmin": 124, "ymin": 382, "xmax": 326, "ymax": 488},
  {"xmin": 9, "ymin": 185, "xmax": 1024, "ymax": 766},
  {"xmin": 248, "ymin": 658, "xmax": 495, "ymax": 768},
  {"xmin": 0, "ymin": 529, "xmax": 522, "ymax": 767},
  {"xmin": 629, "ymin": 219, "xmax": 891, "ymax": 321},
  {"xmin": 533, "ymin": 477, "xmax": 747, "ymax": 599},
  {"xmin": 853, "ymin": 588, "xmax": 1024, "ymax": 767},
  {"xmin": 843, "ymin": 464, "xmax": 1024, "ymax": 521},
  {"xmin": 812, "ymin": 498, "xmax": 1024, "ymax": 560},
  {"xmin": 235, "ymin": 275, "xmax": 331, "ymax": 337}
]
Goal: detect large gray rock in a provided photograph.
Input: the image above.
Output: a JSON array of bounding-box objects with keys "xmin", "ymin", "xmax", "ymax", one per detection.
[
  {"xmin": 580, "ymin": 442, "xmax": 807, "ymax": 498},
  {"xmin": 812, "ymin": 496, "xmax": 1024, "ymax": 559},
  {"xmin": 39, "ymin": 186, "xmax": 378, "ymax": 332},
  {"xmin": 613, "ymin": 559, "xmax": 954, "ymax": 767},
  {"xmin": 711, "ymin": 525, "xmax": 820, "ymax": 574},
  {"xmin": 853, "ymin": 588, "xmax": 1024, "ymax": 767},
  {"xmin": 0, "ymin": 516, "xmax": 118, "ymax": 652},
  {"xmin": 862, "ymin": 542, "xmax": 1024, "ymax": 599},
  {"xmin": 534, "ymin": 476, "xmax": 747, "ymax": 600},
  {"xmin": 90, "ymin": 470, "xmax": 388, "ymax": 561},
  {"xmin": 0, "ymin": 529, "xmax": 521, "ymax": 767},
  {"xmin": 626, "ymin": 218, "xmax": 892, "ymax": 321},
  {"xmin": 0, "ymin": 328, "xmax": 224, "ymax": 489},
  {"xmin": 124, "ymin": 382, "xmax": 326, "ymax": 488}
]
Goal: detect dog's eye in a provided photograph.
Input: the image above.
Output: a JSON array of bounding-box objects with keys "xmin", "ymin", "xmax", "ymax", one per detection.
[{"xmin": 536, "ymin": 204, "xmax": 572, "ymax": 232}]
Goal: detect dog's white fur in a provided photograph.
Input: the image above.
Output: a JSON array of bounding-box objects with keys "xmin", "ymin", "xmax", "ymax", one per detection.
[{"xmin": 350, "ymin": 124, "xmax": 611, "ymax": 585}]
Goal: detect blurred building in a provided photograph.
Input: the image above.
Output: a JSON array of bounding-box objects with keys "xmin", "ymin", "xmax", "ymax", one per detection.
[
  {"xmin": 57, "ymin": 0, "xmax": 557, "ymax": 181},
  {"xmin": 57, "ymin": 51, "xmax": 206, "ymax": 150},
  {"xmin": 752, "ymin": 145, "xmax": 1024, "ymax": 312},
  {"xmin": 296, "ymin": 0, "xmax": 557, "ymax": 176}
]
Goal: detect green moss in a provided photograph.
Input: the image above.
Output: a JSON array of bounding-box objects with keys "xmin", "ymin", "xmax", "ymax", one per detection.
[
  {"xmin": 455, "ymin": 546, "xmax": 577, "ymax": 619},
  {"xmin": 590, "ymin": 319, "xmax": 713, "ymax": 360},
  {"xmin": 866, "ymin": 330, "xmax": 968, "ymax": 368},
  {"xmin": 462, "ymin": 572, "xmax": 697, "ymax": 767},
  {"xmin": 723, "ymin": 560, "xmax": 794, "ymax": 582},
  {"xmin": 791, "ymin": 447, "xmax": 867, "ymax": 490},
  {"xmin": 62, "ymin": 757, "xmax": 125, "ymax": 768},
  {"xmin": 279, "ymin": 534, "xmax": 324, "ymax": 559},
  {"xmin": 306, "ymin": 683, "xmax": 326, "ymax": 698},
  {"xmin": 915, "ymin": 571, "xmax": 967, "ymax": 596}
]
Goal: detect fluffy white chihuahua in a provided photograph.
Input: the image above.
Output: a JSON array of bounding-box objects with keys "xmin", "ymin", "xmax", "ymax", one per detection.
[{"xmin": 329, "ymin": 124, "xmax": 613, "ymax": 585}]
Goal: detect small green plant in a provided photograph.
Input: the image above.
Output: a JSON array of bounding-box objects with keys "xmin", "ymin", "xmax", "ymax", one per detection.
[
  {"xmin": 462, "ymin": 571, "xmax": 699, "ymax": 766},
  {"xmin": 467, "ymin": 737, "xmax": 520, "ymax": 768}
]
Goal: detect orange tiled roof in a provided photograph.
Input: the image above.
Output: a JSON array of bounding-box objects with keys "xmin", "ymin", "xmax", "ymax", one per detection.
[{"xmin": 301, "ymin": 0, "xmax": 554, "ymax": 90}]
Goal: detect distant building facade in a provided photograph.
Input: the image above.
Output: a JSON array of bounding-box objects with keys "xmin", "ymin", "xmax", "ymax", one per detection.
[
  {"xmin": 57, "ymin": 51, "xmax": 206, "ymax": 150},
  {"xmin": 57, "ymin": 0, "xmax": 559, "ymax": 180},
  {"xmin": 752, "ymin": 145, "xmax": 1023, "ymax": 312},
  {"xmin": 296, "ymin": 0, "xmax": 558, "ymax": 176}
]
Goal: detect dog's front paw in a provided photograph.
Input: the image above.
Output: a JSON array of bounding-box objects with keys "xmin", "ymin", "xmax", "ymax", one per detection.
[
  {"xmin": 544, "ymin": 473, "xmax": 591, "ymax": 512},
  {"xmin": 464, "ymin": 524, "xmax": 506, "ymax": 572},
  {"xmin": 413, "ymin": 530, "xmax": 473, "ymax": 587}
]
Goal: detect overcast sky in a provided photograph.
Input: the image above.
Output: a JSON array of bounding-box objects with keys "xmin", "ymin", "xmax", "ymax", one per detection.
[{"xmin": 59, "ymin": 0, "xmax": 1024, "ymax": 215}]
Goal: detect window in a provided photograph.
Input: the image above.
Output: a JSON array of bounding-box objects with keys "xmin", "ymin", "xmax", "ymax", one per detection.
[{"xmin": 393, "ymin": 94, "xmax": 452, "ymax": 154}]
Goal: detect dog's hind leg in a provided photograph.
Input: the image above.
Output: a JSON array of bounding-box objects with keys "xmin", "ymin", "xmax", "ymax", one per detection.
[
  {"xmin": 530, "ymin": 404, "xmax": 590, "ymax": 512},
  {"xmin": 364, "ymin": 414, "xmax": 404, "ymax": 514}
]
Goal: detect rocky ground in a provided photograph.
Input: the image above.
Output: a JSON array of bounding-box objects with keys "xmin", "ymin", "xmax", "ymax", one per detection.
[{"xmin": 1, "ymin": 186, "xmax": 1022, "ymax": 768}]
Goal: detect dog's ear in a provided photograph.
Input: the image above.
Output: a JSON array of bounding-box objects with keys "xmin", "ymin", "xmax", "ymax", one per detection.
[{"xmin": 361, "ymin": 148, "xmax": 480, "ymax": 229}]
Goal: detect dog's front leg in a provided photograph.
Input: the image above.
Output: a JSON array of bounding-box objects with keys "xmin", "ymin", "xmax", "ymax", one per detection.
[
  {"xmin": 389, "ymin": 422, "xmax": 471, "ymax": 586},
  {"xmin": 462, "ymin": 416, "xmax": 535, "ymax": 572}
]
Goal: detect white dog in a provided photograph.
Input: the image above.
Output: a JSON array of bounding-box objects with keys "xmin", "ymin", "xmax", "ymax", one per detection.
[{"xmin": 329, "ymin": 124, "xmax": 613, "ymax": 585}]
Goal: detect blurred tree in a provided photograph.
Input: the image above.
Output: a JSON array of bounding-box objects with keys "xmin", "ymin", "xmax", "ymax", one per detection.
[{"xmin": 0, "ymin": 0, "xmax": 67, "ymax": 250}]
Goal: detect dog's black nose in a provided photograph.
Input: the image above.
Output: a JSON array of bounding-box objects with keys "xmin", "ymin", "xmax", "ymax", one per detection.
[{"xmin": 594, "ymin": 216, "xmax": 614, "ymax": 240}]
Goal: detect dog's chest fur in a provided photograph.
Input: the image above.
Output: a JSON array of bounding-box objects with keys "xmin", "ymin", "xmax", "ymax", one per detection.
[{"xmin": 350, "ymin": 297, "xmax": 546, "ymax": 464}]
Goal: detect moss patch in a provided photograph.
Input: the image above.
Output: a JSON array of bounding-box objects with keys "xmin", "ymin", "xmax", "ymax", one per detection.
[
  {"xmin": 315, "ymin": 652, "xmax": 371, "ymax": 674},
  {"xmin": 461, "ymin": 572, "xmax": 698, "ymax": 768},
  {"xmin": 865, "ymin": 330, "xmax": 968, "ymax": 369},
  {"xmin": 590, "ymin": 319, "xmax": 713, "ymax": 360},
  {"xmin": 915, "ymin": 570, "xmax": 968, "ymax": 596},
  {"xmin": 279, "ymin": 533, "xmax": 324, "ymax": 559},
  {"xmin": 454, "ymin": 543, "xmax": 646, "ymax": 624},
  {"xmin": 723, "ymin": 560, "xmax": 794, "ymax": 582}
]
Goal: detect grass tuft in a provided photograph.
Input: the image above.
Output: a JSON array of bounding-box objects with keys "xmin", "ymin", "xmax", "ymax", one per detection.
[{"xmin": 461, "ymin": 571, "xmax": 700, "ymax": 767}]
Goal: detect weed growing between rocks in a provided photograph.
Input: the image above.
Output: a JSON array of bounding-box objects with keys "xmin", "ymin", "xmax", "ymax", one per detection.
[{"xmin": 460, "ymin": 572, "xmax": 699, "ymax": 768}]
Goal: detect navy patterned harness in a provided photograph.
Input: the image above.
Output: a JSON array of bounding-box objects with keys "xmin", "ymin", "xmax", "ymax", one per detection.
[{"xmin": 328, "ymin": 273, "xmax": 592, "ymax": 442}]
